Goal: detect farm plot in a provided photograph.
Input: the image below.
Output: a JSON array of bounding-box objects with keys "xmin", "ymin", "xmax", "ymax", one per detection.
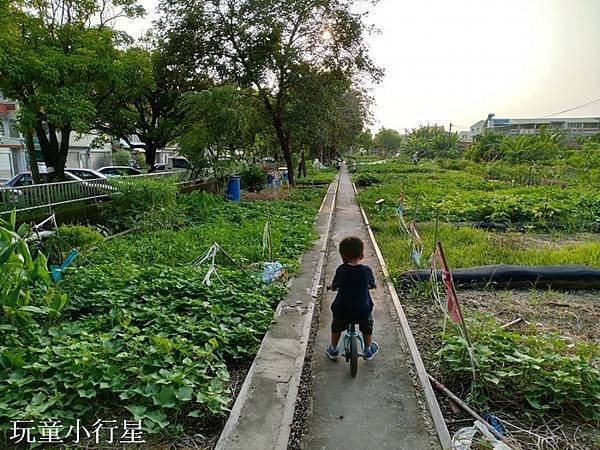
[
  {"xmin": 0, "ymin": 179, "xmax": 326, "ymax": 448},
  {"xmin": 354, "ymin": 159, "xmax": 600, "ymax": 449}
]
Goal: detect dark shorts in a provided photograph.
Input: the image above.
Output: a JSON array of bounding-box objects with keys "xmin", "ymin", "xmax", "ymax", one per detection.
[{"xmin": 331, "ymin": 314, "xmax": 374, "ymax": 335}]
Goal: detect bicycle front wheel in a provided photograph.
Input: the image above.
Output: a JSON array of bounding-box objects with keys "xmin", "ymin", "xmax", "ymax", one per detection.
[{"xmin": 350, "ymin": 335, "xmax": 358, "ymax": 377}]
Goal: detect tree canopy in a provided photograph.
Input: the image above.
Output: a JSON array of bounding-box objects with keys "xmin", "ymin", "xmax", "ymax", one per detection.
[
  {"xmin": 93, "ymin": 46, "xmax": 194, "ymax": 170},
  {"xmin": 0, "ymin": 0, "xmax": 143, "ymax": 179},
  {"xmin": 373, "ymin": 127, "xmax": 403, "ymax": 156},
  {"xmin": 159, "ymin": 0, "xmax": 381, "ymax": 184}
]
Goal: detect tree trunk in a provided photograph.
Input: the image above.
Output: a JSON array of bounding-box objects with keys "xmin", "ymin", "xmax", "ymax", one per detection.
[
  {"xmin": 24, "ymin": 131, "xmax": 41, "ymax": 184},
  {"xmin": 58, "ymin": 126, "xmax": 71, "ymax": 178},
  {"xmin": 272, "ymin": 119, "xmax": 294, "ymax": 186},
  {"xmin": 261, "ymin": 93, "xmax": 295, "ymax": 185},
  {"xmin": 298, "ymin": 149, "xmax": 307, "ymax": 178},
  {"xmin": 145, "ymin": 142, "xmax": 157, "ymax": 172}
]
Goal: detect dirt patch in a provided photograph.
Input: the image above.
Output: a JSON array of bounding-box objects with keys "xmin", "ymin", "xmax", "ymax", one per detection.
[
  {"xmin": 490, "ymin": 232, "xmax": 600, "ymax": 251},
  {"xmin": 459, "ymin": 289, "xmax": 600, "ymax": 343},
  {"xmin": 241, "ymin": 189, "xmax": 290, "ymax": 201},
  {"xmin": 397, "ymin": 282, "xmax": 600, "ymax": 449}
]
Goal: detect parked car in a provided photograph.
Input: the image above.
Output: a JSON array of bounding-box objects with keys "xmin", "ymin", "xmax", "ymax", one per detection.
[
  {"xmin": 3, "ymin": 171, "xmax": 80, "ymax": 187},
  {"xmin": 169, "ymin": 156, "xmax": 191, "ymax": 170},
  {"xmin": 65, "ymin": 168, "xmax": 107, "ymax": 180},
  {"xmin": 97, "ymin": 166, "xmax": 144, "ymax": 177},
  {"xmin": 1, "ymin": 170, "xmax": 108, "ymax": 210},
  {"xmin": 153, "ymin": 157, "xmax": 191, "ymax": 172}
]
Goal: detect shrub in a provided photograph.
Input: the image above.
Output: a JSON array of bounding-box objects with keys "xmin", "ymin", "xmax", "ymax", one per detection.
[
  {"xmin": 113, "ymin": 150, "xmax": 131, "ymax": 166},
  {"xmin": 135, "ymin": 152, "xmax": 148, "ymax": 170},
  {"xmin": 240, "ymin": 164, "xmax": 265, "ymax": 192},
  {"xmin": 0, "ymin": 212, "xmax": 67, "ymax": 329},
  {"xmin": 355, "ymin": 173, "xmax": 381, "ymax": 186},
  {"xmin": 102, "ymin": 176, "xmax": 181, "ymax": 231},
  {"xmin": 437, "ymin": 316, "xmax": 600, "ymax": 421},
  {"xmin": 45, "ymin": 225, "xmax": 105, "ymax": 261}
]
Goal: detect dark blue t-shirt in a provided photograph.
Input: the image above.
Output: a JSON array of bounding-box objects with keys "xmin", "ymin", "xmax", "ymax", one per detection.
[{"xmin": 331, "ymin": 263, "xmax": 375, "ymax": 321}]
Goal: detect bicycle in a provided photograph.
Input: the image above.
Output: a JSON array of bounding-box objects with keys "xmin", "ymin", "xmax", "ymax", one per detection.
[
  {"xmin": 343, "ymin": 322, "xmax": 364, "ymax": 378},
  {"xmin": 327, "ymin": 286, "xmax": 365, "ymax": 377}
]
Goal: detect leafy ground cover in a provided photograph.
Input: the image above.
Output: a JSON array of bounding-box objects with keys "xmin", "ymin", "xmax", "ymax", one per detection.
[
  {"xmin": 358, "ymin": 160, "xmax": 600, "ymax": 232},
  {"xmin": 0, "ymin": 180, "xmax": 326, "ymax": 447},
  {"xmin": 401, "ymin": 286, "xmax": 600, "ymax": 449},
  {"xmin": 356, "ymin": 158, "xmax": 600, "ymax": 448},
  {"xmin": 296, "ymin": 166, "xmax": 337, "ymax": 186}
]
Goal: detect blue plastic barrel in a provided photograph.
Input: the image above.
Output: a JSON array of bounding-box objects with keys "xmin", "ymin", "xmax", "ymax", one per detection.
[{"xmin": 227, "ymin": 175, "xmax": 241, "ymax": 201}]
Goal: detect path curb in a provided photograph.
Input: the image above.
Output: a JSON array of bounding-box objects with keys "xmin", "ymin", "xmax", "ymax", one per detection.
[
  {"xmin": 215, "ymin": 176, "xmax": 339, "ymax": 450},
  {"xmin": 352, "ymin": 182, "xmax": 453, "ymax": 450}
]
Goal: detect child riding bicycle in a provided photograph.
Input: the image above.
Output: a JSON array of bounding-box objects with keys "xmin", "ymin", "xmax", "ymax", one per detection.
[{"xmin": 327, "ymin": 236, "xmax": 379, "ymax": 361}]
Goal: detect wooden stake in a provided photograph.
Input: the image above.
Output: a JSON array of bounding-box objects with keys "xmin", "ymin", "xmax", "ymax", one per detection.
[
  {"xmin": 433, "ymin": 208, "xmax": 440, "ymax": 259},
  {"xmin": 436, "ymin": 241, "xmax": 473, "ymax": 349}
]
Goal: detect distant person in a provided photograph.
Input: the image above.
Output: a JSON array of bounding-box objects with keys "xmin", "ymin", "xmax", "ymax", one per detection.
[
  {"xmin": 266, "ymin": 169, "xmax": 275, "ymax": 188},
  {"xmin": 335, "ymin": 160, "xmax": 341, "ymax": 171},
  {"xmin": 412, "ymin": 152, "xmax": 419, "ymax": 165},
  {"xmin": 327, "ymin": 236, "xmax": 379, "ymax": 361}
]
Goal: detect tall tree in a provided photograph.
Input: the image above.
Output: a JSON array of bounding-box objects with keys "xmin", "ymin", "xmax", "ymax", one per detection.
[
  {"xmin": 177, "ymin": 85, "xmax": 261, "ymax": 186},
  {"xmin": 159, "ymin": 0, "xmax": 381, "ymax": 185},
  {"xmin": 355, "ymin": 130, "xmax": 373, "ymax": 153},
  {"xmin": 94, "ymin": 47, "xmax": 193, "ymax": 170},
  {"xmin": 403, "ymin": 125, "xmax": 460, "ymax": 159},
  {"xmin": 289, "ymin": 70, "xmax": 372, "ymax": 166},
  {"xmin": 373, "ymin": 127, "xmax": 403, "ymax": 156},
  {"xmin": 0, "ymin": 0, "xmax": 143, "ymax": 180}
]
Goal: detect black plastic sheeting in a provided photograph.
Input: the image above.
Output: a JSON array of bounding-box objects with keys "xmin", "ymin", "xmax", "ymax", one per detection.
[{"xmin": 402, "ymin": 264, "xmax": 600, "ymax": 289}]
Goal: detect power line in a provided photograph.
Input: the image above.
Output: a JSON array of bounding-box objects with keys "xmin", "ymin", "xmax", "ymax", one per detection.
[{"xmin": 542, "ymin": 97, "xmax": 600, "ymax": 117}]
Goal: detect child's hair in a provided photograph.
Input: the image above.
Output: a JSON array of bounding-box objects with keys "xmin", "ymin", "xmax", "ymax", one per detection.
[{"xmin": 339, "ymin": 236, "xmax": 364, "ymax": 261}]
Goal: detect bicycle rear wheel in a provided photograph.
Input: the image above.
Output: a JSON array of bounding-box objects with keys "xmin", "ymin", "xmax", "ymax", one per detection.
[{"xmin": 350, "ymin": 335, "xmax": 358, "ymax": 377}]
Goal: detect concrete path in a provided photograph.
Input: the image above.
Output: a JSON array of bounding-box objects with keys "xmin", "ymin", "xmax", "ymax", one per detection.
[
  {"xmin": 216, "ymin": 178, "xmax": 338, "ymax": 450},
  {"xmin": 302, "ymin": 166, "xmax": 436, "ymax": 449}
]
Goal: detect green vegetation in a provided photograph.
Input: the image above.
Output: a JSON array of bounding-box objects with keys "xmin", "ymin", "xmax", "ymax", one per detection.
[
  {"xmin": 296, "ymin": 166, "xmax": 337, "ymax": 186},
  {"xmin": 439, "ymin": 315, "xmax": 600, "ymax": 420},
  {"xmin": 46, "ymin": 225, "xmax": 105, "ymax": 261},
  {"xmin": 0, "ymin": 211, "xmax": 67, "ymax": 329},
  {"xmin": 359, "ymin": 159, "xmax": 600, "ymax": 232},
  {"xmin": 371, "ymin": 221, "xmax": 600, "ymax": 276},
  {"xmin": 102, "ymin": 175, "xmax": 181, "ymax": 231},
  {"xmin": 355, "ymin": 155, "xmax": 600, "ymax": 427},
  {"xmin": 0, "ymin": 180, "xmax": 326, "ymax": 443}
]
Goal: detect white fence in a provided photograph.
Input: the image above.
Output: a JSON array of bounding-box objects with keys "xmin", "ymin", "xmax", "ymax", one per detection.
[{"xmin": 0, "ymin": 171, "xmax": 191, "ymax": 215}]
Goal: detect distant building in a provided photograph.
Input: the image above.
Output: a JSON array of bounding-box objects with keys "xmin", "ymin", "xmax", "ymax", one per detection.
[
  {"xmin": 457, "ymin": 130, "xmax": 473, "ymax": 143},
  {"xmin": 470, "ymin": 114, "xmax": 600, "ymax": 139},
  {"xmin": 119, "ymin": 135, "xmax": 178, "ymax": 166},
  {"xmin": 0, "ymin": 93, "xmax": 25, "ymax": 179}
]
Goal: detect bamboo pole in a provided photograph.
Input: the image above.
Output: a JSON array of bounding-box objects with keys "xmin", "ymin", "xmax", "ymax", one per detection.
[
  {"xmin": 428, "ymin": 374, "xmax": 509, "ymax": 444},
  {"xmin": 500, "ymin": 317, "xmax": 522, "ymax": 330}
]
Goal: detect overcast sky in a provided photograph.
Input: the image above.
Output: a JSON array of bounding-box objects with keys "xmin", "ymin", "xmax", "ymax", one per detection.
[{"xmin": 119, "ymin": 0, "xmax": 600, "ymax": 133}]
